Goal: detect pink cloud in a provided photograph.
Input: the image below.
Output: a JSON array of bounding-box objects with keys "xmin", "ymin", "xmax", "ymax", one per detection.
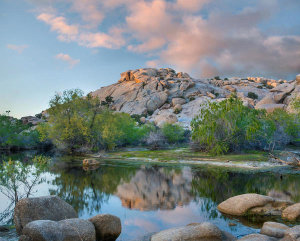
[
  {"xmin": 55, "ymin": 53, "xmax": 80, "ymax": 68},
  {"xmin": 6, "ymin": 44, "xmax": 28, "ymax": 54},
  {"xmin": 175, "ymin": 0, "xmax": 211, "ymax": 12}
]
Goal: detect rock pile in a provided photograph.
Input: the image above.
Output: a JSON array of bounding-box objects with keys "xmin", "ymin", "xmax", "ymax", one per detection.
[
  {"xmin": 91, "ymin": 68, "xmax": 299, "ymax": 127},
  {"xmin": 14, "ymin": 196, "xmax": 121, "ymax": 241}
]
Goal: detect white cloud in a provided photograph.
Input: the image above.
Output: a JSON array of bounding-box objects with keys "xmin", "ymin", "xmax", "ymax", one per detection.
[{"xmin": 55, "ymin": 53, "xmax": 80, "ymax": 68}]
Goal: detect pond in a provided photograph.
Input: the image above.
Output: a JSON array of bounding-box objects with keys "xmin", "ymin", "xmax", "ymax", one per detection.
[{"xmin": 0, "ymin": 149, "xmax": 300, "ymax": 240}]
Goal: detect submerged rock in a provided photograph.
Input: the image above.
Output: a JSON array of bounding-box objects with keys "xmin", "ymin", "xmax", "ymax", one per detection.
[
  {"xmin": 88, "ymin": 214, "xmax": 121, "ymax": 241},
  {"xmin": 14, "ymin": 195, "xmax": 78, "ymax": 234},
  {"xmin": 20, "ymin": 218, "xmax": 95, "ymax": 241},
  {"xmin": 217, "ymin": 193, "xmax": 292, "ymax": 216}
]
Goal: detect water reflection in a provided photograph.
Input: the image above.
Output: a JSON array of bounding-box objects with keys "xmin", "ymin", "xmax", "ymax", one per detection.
[{"xmin": 1, "ymin": 152, "xmax": 300, "ymax": 241}]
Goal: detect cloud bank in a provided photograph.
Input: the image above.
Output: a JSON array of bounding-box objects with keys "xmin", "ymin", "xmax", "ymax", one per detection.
[
  {"xmin": 33, "ymin": 0, "xmax": 300, "ymax": 78},
  {"xmin": 55, "ymin": 53, "xmax": 80, "ymax": 68}
]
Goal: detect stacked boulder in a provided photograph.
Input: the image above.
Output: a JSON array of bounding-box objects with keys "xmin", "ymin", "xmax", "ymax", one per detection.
[
  {"xmin": 91, "ymin": 68, "xmax": 299, "ymax": 128},
  {"xmin": 14, "ymin": 196, "xmax": 121, "ymax": 241}
]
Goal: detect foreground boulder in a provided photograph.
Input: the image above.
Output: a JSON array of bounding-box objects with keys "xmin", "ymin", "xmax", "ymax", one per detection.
[
  {"xmin": 14, "ymin": 196, "xmax": 78, "ymax": 234},
  {"xmin": 150, "ymin": 222, "xmax": 236, "ymax": 241},
  {"xmin": 238, "ymin": 233, "xmax": 277, "ymax": 241},
  {"xmin": 19, "ymin": 218, "xmax": 95, "ymax": 241},
  {"xmin": 88, "ymin": 214, "xmax": 121, "ymax": 241},
  {"xmin": 282, "ymin": 203, "xmax": 300, "ymax": 221},
  {"xmin": 260, "ymin": 222, "xmax": 289, "ymax": 238},
  {"xmin": 217, "ymin": 194, "xmax": 292, "ymax": 216},
  {"xmin": 283, "ymin": 225, "xmax": 300, "ymax": 240}
]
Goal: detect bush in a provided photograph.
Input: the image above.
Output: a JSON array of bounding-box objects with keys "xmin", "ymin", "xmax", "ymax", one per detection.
[
  {"xmin": 214, "ymin": 76, "xmax": 221, "ymax": 80},
  {"xmin": 161, "ymin": 123, "xmax": 185, "ymax": 143},
  {"xmin": 247, "ymin": 92, "xmax": 258, "ymax": 100},
  {"xmin": 191, "ymin": 97, "xmax": 299, "ymax": 155}
]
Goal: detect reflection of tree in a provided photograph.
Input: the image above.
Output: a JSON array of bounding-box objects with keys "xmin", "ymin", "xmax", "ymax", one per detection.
[
  {"xmin": 48, "ymin": 160, "xmax": 137, "ymax": 216},
  {"xmin": 115, "ymin": 166, "xmax": 193, "ymax": 210},
  {"xmin": 0, "ymin": 155, "xmax": 48, "ymax": 224},
  {"xmin": 191, "ymin": 166, "xmax": 300, "ymax": 224}
]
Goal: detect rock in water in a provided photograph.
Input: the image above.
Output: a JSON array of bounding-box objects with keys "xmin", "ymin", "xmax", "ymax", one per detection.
[
  {"xmin": 238, "ymin": 233, "xmax": 277, "ymax": 241},
  {"xmin": 150, "ymin": 222, "xmax": 235, "ymax": 241},
  {"xmin": 20, "ymin": 218, "xmax": 96, "ymax": 241},
  {"xmin": 282, "ymin": 203, "xmax": 300, "ymax": 221},
  {"xmin": 217, "ymin": 193, "xmax": 292, "ymax": 216},
  {"xmin": 260, "ymin": 222, "xmax": 289, "ymax": 238},
  {"xmin": 14, "ymin": 195, "xmax": 78, "ymax": 234},
  {"xmin": 88, "ymin": 214, "xmax": 121, "ymax": 241}
]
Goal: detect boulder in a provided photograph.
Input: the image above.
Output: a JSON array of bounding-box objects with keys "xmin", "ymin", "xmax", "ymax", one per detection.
[
  {"xmin": 88, "ymin": 214, "xmax": 121, "ymax": 241},
  {"xmin": 238, "ymin": 233, "xmax": 277, "ymax": 241},
  {"xmin": 21, "ymin": 219, "xmax": 95, "ymax": 241},
  {"xmin": 173, "ymin": 104, "xmax": 182, "ymax": 112},
  {"xmin": 154, "ymin": 110, "xmax": 178, "ymax": 127},
  {"xmin": 217, "ymin": 194, "xmax": 292, "ymax": 216},
  {"xmin": 140, "ymin": 117, "xmax": 146, "ymax": 124},
  {"xmin": 206, "ymin": 92, "xmax": 216, "ymax": 99},
  {"xmin": 282, "ymin": 203, "xmax": 300, "ymax": 221},
  {"xmin": 256, "ymin": 104, "xmax": 285, "ymax": 113},
  {"xmin": 260, "ymin": 222, "xmax": 289, "ymax": 238},
  {"xmin": 296, "ymin": 74, "xmax": 300, "ymax": 85},
  {"xmin": 283, "ymin": 225, "xmax": 300, "ymax": 240},
  {"xmin": 224, "ymin": 85, "xmax": 236, "ymax": 92},
  {"xmin": 151, "ymin": 222, "xmax": 235, "ymax": 241},
  {"xmin": 14, "ymin": 196, "xmax": 78, "ymax": 234},
  {"xmin": 172, "ymin": 98, "xmax": 186, "ymax": 106},
  {"xmin": 255, "ymin": 94, "xmax": 276, "ymax": 107}
]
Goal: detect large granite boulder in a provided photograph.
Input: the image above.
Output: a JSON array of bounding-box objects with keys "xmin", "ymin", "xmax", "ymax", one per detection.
[
  {"xmin": 217, "ymin": 194, "xmax": 292, "ymax": 216},
  {"xmin": 282, "ymin": 203, "xmax": 300, "ymax": 221},
  {"xmin": 88, "ymin": 214, "xmax": 121, "ymax": 241},
  {"xmin": 19, "ymin": 218, "xmax": 95, "ymax": 241},
  {"xmin": 14, "ymin": 196, "xmax": 78, "ymax": 234},
  {"xmin": 150, "ymin": 222, "xmax": 235, "ymax": 241},
  {"xmin": 153, "ymin": 110, "xmax": 178, "ymax": 127},
  {"xmin": 172, "ymin": 98, "xmax": 186, "ymax": 106},
  {"xmin": 283, "ymin": 225, "xmax": 300, "ymax": 240},
  {"xmin": 238, "ymin": 233, "xmax": 277, "ymax": 241},
  {"xmin": 260, "ymin": 222, "xmax": 289, "ymax": 238}
]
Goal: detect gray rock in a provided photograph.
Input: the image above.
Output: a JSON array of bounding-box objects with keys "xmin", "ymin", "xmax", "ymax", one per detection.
[
  {"xmin": 255, "ymin": 103, "xmax": 285, "ymax": 113},
  {"xmin": 283, "ymin": 225, "xmax": 300, "ymax": 240},
  {"xmin": 172, "ymin": 98, "xmax": 186, "ymax": 106},
  {"xmin": 217, "ymin": 193, "xmax": 292, "ymax": 216},
  {"xmin": 154, "ymin": 110, "xmax": 178, "ymax": 127},
  {"xmin": 173, "ymin": 104, "xmax": 182, "ymax": 112},
  {"xmin": 282, "ymin": 203, "xmax": 300, "ymax": 221},
  {"xmin": 21, "ymin": 219, "xmax": 96, "ymax": 241},
  {"xmin": 14, "ymin": 195, "xmax": 78, "ymax": 234},
  {"xmin": 88, "ymin": 214, "xmax": 121, "ymax": 241},
  {"xmin": 238, "ymin": 233, "xmax": 277, "ymax": 241},
  {"xmin": 150, "ymin": 222, "xmax": 235, "ymax": 241},
  {"xmin": 260, "ymin": 222, "xmax": 289, "ymax": 238}
]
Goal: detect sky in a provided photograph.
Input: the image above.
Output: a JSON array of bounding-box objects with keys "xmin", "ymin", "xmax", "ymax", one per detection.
[{"xmin": 0, "ymin": 0, "xmax": 300, "ymax": 118}]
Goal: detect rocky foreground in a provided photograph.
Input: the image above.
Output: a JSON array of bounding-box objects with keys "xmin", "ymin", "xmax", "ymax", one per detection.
[
  {"xmin": 90, "ymin": 68, "xmax": 300, "ymax": 127},
  {"xmin": 8, "ymin": 194, "xmax": 300, "ymax": 241}
]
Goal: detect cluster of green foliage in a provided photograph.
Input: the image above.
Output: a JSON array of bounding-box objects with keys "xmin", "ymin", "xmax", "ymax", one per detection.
[
  {"xmin": 37, "ymin": 89, "xmax": 154, "ymax": 152},
  {"xmin": 191, "ymin": 97, "xmax": 300, "ymax": 155},
  {"xmin": 0, "ymin": 155, "xmax": 48, "ymax": 223},
  {"xmin": 247, "ymin": 92, "xmax": 258, "ymax": 100},
  {"xmin": 161, "ymin": 123, "xmax": 185, "ymax": 143},
  {"xmin": 0, "ymin": 115, "xmax": 40, "ymax": 149}
]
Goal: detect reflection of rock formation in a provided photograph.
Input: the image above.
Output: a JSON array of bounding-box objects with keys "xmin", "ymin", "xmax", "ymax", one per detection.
[{"xmin": 115, "ymin": 166, "xmax": 193, "ymax": 211}]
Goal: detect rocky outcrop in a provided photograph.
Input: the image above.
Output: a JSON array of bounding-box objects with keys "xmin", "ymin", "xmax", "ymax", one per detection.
[
  {"xmin": 150, "ymin": 222, "xmax": 235, "ymax": 241},
  {"xmin": 217, "ymin": 193, "xmax": 293, "ymax": 216},
  {"xmin": 20, "ymin": 116, "xmax": 44, "ymax": 126},
  {"xmin": 88, "ymin": 214, "xmax": 121, "ymax": 241},
  {"xmin": 91, "ymin": 68, "xmax": 298, "ymax": 127},
  {"xmin": 14, "ymin": 196, "xmax": 78, "ymax": 234},
  {"xmin": 238, "ymin": 233, "xmax": 277, "ymax": 241},
  {"xmin": 19, "ymin": 219, "xmax": 96, "ymax": 241}
]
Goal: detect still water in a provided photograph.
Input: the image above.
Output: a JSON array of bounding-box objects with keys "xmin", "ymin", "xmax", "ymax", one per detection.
[{"xmin": 0, "ymin": 151, "xmax": 300, "ymax": 240}]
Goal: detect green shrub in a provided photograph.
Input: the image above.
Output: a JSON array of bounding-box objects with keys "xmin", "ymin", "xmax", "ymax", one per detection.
[
  {"xmin": 257, "ymin": 86, "xmax": 263, "ymax": 89},
  {"xmin": 224, "ymin": 78, "xmax": 228, "ymax": 81},
  {"xmin": 214, "ymin": 76, "xmax": 221, "ymax": 80},
  {"xmin": 247, "ymin": 92, "xmax": 258, "ymax": 99},
  {"xmin": 161, "ymin": 123, "xmax": 185, "ymax": 143},
  {"xmin": 191, "ymin": 97, "xmax": 299, "ymax": 155}
]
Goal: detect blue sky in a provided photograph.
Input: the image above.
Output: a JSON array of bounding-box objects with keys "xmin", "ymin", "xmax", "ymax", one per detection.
[{"xmin": 0, "ymin": 0, "xmax": 299, "ymax": 118}]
